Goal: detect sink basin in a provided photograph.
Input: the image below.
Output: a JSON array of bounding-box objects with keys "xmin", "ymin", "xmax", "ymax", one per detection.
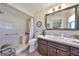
[
  {"xmin": 72, "ymin": 41, "xmax": 79, "ymax": 44},
  {"xmin": 44, "ymin": 35, "xmax": 56, "ymax": 39},
  {"xmin": 46, "ymin": 35, "xmax": 66, "ymax": 40},
  {"xmin": 57, "ymin": 36, "xmax": 65, "ymax": 39},
  {"xmin": 72, "ymin": 39, "xmax": 79, "ymax": 44}
]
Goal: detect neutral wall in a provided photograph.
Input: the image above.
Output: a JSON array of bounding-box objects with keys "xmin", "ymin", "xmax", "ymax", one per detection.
[{"xmin": 34, "ymin": 8, "xmax": 49, "ymax": 37}]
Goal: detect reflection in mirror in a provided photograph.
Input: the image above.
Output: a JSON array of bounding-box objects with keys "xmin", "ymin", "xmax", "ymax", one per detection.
[{"xmin": 46, "ymin": 7, "xmax": 75, "ymax": 29}]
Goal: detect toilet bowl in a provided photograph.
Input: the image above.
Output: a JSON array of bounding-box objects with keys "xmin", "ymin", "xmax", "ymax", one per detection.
[{"xmin": 28, "ymin": 39, "xmax": 37, "ymax": 53}]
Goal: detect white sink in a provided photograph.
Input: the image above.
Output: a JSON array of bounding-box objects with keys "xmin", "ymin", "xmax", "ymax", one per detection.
[
  {"xmin": 45, "ymin": 35, "xmax": 55, "ymax": 37},
  {"xmin": 72, "ymin": 39, "xmax": 79, "ymax": 44},
  {"xmin": 56, "ymin": 36, "xmax": 69, "ymax": 40},
  {"xmin": 45, "ymin": 35, "xmax": 67, "ymax": 40}
]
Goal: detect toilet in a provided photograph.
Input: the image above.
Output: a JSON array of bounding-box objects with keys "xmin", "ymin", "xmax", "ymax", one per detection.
[{"xmin": 28, "ymin": 39, "xmax": 37, "ymax": 53}]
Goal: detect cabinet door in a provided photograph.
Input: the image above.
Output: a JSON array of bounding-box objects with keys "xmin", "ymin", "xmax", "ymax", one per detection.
[
  {"xmin": 71, "ymin": 47, "xmax": 79, "ymax": 56},
  {"xmin": 56, "ymin": 49, "xmax": 69, "ymax": 56},
  {"xmin": 48, "ymin": 41, "xmax": 69, "ymax": 52},
  {"xmin": 38, "ymin": 43, "xmax": 48, "ymax": 56},
  {"xmin": 38, "ymin": 39, "xmax": 47, "ymax": 45},
  {"xmin": 48, "ymin": 46, "xmax": 56, "ymax": 56}
]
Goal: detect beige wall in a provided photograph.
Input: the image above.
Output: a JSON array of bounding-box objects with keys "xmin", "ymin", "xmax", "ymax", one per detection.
[
  {"xmin": 34, "ymin": 8, "xmax": 50, "ymax": 37},
  {"xmin": 26, "ymin": 18, "xmax": 30, "ymax": 33}
]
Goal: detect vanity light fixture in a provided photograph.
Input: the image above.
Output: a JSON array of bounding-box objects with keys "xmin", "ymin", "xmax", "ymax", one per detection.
[
  {"xmin": 47, "ymin": 9, "xmax": 53, "ymax": 13},
  {"xmin": 77, "ymin": 33, "xmax": 79, "ymax": 35},
  {"xmin": 55, "ymin": 6, "xmax": 58, "ymax": 11},
  {"xmin": 61, "ymin": 3, "xmax": 66, "ymax": 9},
  {"xmin": 52, "ymin": 4, "xmax": 66, "ymax": 12},
  {"xmin": 58, "ymin": 5, "xmax": 62, "ymax": 9},
  {"xmin": 52, "ymin": 8, "xmax": 55, "ymax": 11},
  {"xmin": 48, "ymin": 4, "xmax": 66, "ymax": 13}
]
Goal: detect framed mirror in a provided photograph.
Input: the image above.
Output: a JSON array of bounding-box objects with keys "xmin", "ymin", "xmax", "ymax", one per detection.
[{"xmin": 45, "ymin": 5, "xmax": 78, "ymax": 30}]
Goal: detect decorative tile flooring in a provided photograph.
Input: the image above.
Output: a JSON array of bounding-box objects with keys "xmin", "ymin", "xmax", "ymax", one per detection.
[{"xmin": 17, "ymin": 48, "xmax": 41, "ymax": 56}]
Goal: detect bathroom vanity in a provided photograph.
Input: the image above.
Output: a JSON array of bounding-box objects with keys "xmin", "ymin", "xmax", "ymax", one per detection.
[
  {"xmin": 37, "ymin": 35, "xmax": 79, "ymax": 56},
  {"xmin": 37, "ymin": 4, "xmax": 79, "ymax": 56}
]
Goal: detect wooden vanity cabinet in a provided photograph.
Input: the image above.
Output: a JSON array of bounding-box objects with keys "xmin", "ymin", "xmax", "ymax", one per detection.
[
  {"xmin": 70, "ymin": 47, "xmax": 79, "ymax": 56},
  {"xmin": 37, "ymin": 38, "xmax": 79, "ymax": 56},
  {"xmin": 38, "ymin": 38, "xmax": 70, "ymax": 56},
  {"xmin": 38, "ymin": 38, "xmax": 48, "ymax": 56},
  {"xmin": 56, "ymin": 49, "xmax": 69, "ymax": 56},
  {"xmin": 48, "ymin": 41, "xmax": 70, "ymax": 56},
  {"xmin": 38, "ymin": 43, "xmax": 48, "ymax": 56},
  {"xmin": 48, "ymin": 46, "xmax": 56, "ymax": 56},
  {"xmin": 48, "ymin": 47, "xmax": 69, "ymax": 56}
]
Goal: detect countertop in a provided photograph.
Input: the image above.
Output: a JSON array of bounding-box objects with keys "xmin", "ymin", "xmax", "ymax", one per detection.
[{"xmin": 37, "ymin": 35, "xmax": 79, "ymax": 48}]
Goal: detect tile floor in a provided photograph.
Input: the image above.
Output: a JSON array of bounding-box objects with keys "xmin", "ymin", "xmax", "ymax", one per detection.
[{"xmin": 17, "ymin": 48, "xmax": 41, "ymax": 56}]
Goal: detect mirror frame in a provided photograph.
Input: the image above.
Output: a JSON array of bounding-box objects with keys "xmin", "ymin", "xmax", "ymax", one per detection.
[{"xmin": 45, "ymin": 4, "xmax": 79, "ymax": 30}]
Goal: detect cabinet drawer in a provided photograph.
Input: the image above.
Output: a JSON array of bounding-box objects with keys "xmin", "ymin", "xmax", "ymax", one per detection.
[
  {"xmin": 38, "ymin": 43, "xmax": 48, "ymax": 56},
  {"xmin": 71, "ymin": 47, "xmax": 79, "ymax": 55},
  {"xmin": 48, "ymin": 46, "xmax": 56, "ymax": 56},
  {"xmin": 38, "ymin": 38, "xmax": 47, "ymax": 45},
  {"xmin": 57, "ymin": 50, "xmax": 69, "ymax": 56},
  {"xmin": 48, "ymin": 41, "xmax": 69, "ymax": 52}
]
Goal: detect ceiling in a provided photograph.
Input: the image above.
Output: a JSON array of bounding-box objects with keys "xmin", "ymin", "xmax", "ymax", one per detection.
[
  {"xmin": 7, "ymin": 3, "xmax": 58, "ymax": 16},
  {"xmin": 7, "ymin": 3, "xmax": 77, "ymax": 17}
]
